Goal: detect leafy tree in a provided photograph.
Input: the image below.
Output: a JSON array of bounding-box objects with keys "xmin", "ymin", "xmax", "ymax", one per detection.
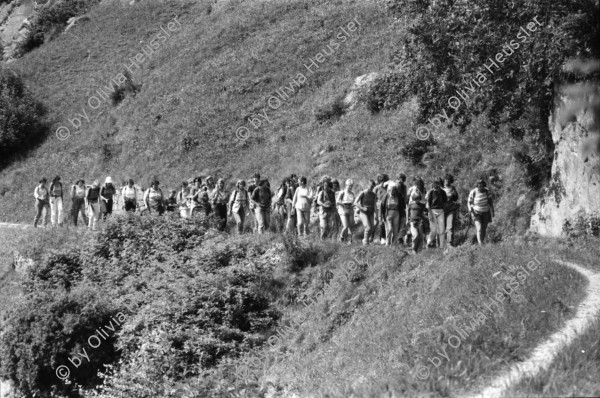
[
  {"xmin": 371, "ymin": 0, "xmax": 600, "ymax": 187},
  {"xmin": 0, "ymin": 69, "xmax": 46, "ymax": 164}
]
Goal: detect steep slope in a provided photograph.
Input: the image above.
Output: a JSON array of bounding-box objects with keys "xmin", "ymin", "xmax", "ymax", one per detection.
[{"xmin": 0, "ymin": 0, "xmax": 405, "ymax": 221}]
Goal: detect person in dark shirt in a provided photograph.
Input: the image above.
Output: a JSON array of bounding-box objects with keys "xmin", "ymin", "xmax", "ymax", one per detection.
[
  {"xmin": 426, "ymin": 177, "xmax": 448, "ymax": 249},
  {"xmin": 251, "ymin": 179, "xmax": 272, "ymax": 234},
  {"xmin": 374, "ymin": 174, "xmax": 389, "ymax": 244},
  {"xmin": 166, "ymin": 190, "xmax": 178, "ymax": 213},
  {"xmin": 86, "ymin": 180, "xmax": 101, "ymax": 230}
]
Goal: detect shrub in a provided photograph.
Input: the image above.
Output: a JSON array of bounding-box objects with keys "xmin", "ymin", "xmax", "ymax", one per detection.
[
  {"xmin": 563, "ymin": 214, "xmax": 600, "ymax": 237},
  {"xmin": 0, "ymin": 285, "xmax": 125, "ymax": 398},
  {"xmin": 314, "ymin": 95, "xmax": 347, "ymax": 123},
  {"xmin": 25, "ymin": 249, "xmax": 83, "ymax": 292},
  {"xmin": 17, "ymin": 0, "xmax": 100, "ymax": 55},
  {"xmin": 281, "ymin": 233, "xmax": 321, "ymax": 272},
  {"xmin": 400, "ymin": 136, "xmax": 434, "ymax": 166},
  {"xmin": 109, "ymin": 71, "xmax": 140, "ymax": 105},
  {"xmin": 0, "ymin": 69, "xmax": 47, "ymax": 164}
]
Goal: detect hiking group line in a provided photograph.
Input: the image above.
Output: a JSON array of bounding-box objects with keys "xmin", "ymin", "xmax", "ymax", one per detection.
[{"xmin": 31, "ymin": 172, "xmax": 495, "ymax": 253}]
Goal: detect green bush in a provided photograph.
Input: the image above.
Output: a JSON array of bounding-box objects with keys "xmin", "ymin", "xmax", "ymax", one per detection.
[{"xmin": 0, "ymin": 69, "xmax": 47, "ymax": 164}]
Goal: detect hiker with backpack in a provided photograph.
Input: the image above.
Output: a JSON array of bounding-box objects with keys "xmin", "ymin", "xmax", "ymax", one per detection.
[
  {"xmin": 191, "ymin": 178, "xmax": 211, "ymax": 218},
  {"xmin": 100, "ymin": 177, "xmax": 116, "ymax": 220},
  {"xmin": 70, "ymin": 179, "xmax": 88, "ymax": 227},
  {"xmin": 166, "ymin": 190, "xmax": 178, "ymax": 213},
  {"xmin": 206, "ymin": 176, "xmax": 216, "ymax": 192},
  {"xmin": 468, "ymin": 178, "xmax": 495, "ymax": 245},
  {"xmin": 189, "ymin": 177, "xmax": 202, "ymax": 216},
  {"xmin": 426, "ymin": 177, "xmax": 448, "ymax": 249},
  {"xmin": 86, "ymin": 180, "xmax": 102, "ymax": 230},
  {"xmin": 330, "ymin": 179, "xmax": 342, "ymax": 238},
  {"xmin": 317, "ymin": 179, "xmax": 336, "ymax": 240},
  {"xmin": 33, "ymin": 178, "xmax": 50, "ymax": 228},
  {"xmin": 292, "ymin": 176, "xmax": 311, "ymax": 237},
  {"xmin": 374, "ymin": 174, "xmax": 389, "ymax": 244},
  {"xmin": 443, "ymin": 173, "xmax": 459, "ymax": 246},
  {"xmin": 273, "ymin": 178, "xmax": 289, "ymax": 231},
  {"xmin": 49, "ymin": 176, "xmax": 64, "ymax": 227},
  {"xmin": 396, "ymin": 173, "xmax": 409, "ymax": 245},
  {"xmin": 354, "ymin": 180, "xmax": 377, "ymax": 245},
  {"xmin": 408, "ymin": 178, "xmax": 427, "ymax": 254},
  {"xmin": 177, "ymin": 181, "xmax": 191, "ymax": 218},
  {"xmin": 251, "ymin": 179, "xmax": 272, "ymax": 234},
  {"xmin": 229, "ymin": 179, "xmax": 249, "ymax": 234},
  {"xmin": 381, "ymin": 182, "xmax": 406, "ymax": 246},
  {"xmin": 211, "ymin": 178, "xmax": 229, "ymax": 230},
  {"xmin": 285, "ymin": 174, "xmax": 298, "ymax": 233},
  {"xmin": 144, "ymin": 180, "xmax": 165, "ymax": 215},
  {"xmin": 247, "ymin": 173, "xmax": 261, "ymax": 232},
  {"xmin": 121, "ymin": 179, "xmax": 138, "ymax": 213},
  {"xmin": 336, "ymin": 179, "xmax": 356, "ymax": 244}
]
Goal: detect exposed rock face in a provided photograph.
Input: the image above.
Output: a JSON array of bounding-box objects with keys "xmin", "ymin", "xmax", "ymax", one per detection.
[
  {"xmin": 0, "ymin": 0, "xmax": 35, "ymax": 61},
  {"xmin": 530, "ymin": 81, "xmax": 600, "ymax": 236},
  {"xmin": 342, "ymin": 72, "xmax": 379, "ymax": 110}
]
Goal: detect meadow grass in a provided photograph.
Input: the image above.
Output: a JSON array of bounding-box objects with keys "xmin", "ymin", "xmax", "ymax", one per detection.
[
  {"xmin": 220, "ymin": 240, "xmax": 590, "ymax": 397},
  {"xmin": 506, "ymin": 318, "xmax": 600, "ymax": 397}
]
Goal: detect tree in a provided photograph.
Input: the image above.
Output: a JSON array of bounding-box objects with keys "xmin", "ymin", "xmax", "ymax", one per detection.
[
  {"xmin": 372, "ymin": 0, "xmax": 600, "ymax": 187},
  {"xmin": 0, "ymin": 68, "xmax": 46, "ymax": 165}
]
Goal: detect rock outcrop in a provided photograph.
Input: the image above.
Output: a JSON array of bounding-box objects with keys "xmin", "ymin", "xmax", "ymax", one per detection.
[
  {"xmin": 0, "ymin": 0, "xmax": 35, "ymax": 61},
  {"xmin": 531, "ymin": 78, "xmax": 600, "ymax": 236},
  {"xmin": 342, "ymin": 72, "xmax": 379, "ymax": 110}
]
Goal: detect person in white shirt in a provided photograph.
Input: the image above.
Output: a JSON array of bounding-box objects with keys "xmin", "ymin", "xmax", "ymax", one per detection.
[
  {"xmin": 144, "ymin": 180, "xmax": 164, "ymax": 215},
  {"xmin": 468, "ymin": 178, "xmax": 495, "ymax": 245},
  {"xmin": 121, "ymin": 179, "xmax": 138, "ymax": 212},
  {"xmin": 292, "ymin": 176, "xmax": 311, "ymax": 237},
  {"xmin": 33, "ymin": 178, "xmax": 50, "ymax": 228},
  {"xmin": 228, "ymin": 180, "xmax": 249, "ymax": 234},
  {"xmin": 336, "ymin": 179, "xmax": 355, "ymax": 244}
]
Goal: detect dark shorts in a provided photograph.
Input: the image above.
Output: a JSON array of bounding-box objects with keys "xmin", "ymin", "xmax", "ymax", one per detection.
[{"xmin": 473, "ymin": 210, "xmax": 492, "ymax": 224}]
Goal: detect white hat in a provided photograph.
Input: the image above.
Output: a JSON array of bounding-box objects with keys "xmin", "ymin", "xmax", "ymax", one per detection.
[{"xmin": 105, "ymin": 176, "xmax": 113, "ymax": 184}]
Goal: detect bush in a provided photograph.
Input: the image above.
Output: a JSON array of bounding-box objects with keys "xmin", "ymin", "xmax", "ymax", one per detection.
[
  {"xmin": 0, "ymin": 285, "xmax": 125, "ymax": 398},
  {"xmin": 0, "ymin": 69, "xmax": 47, "ymax": 164},
  {"xmin": 314, "ymin": 95, "xmax": 347, "ymax": 123},
  {"xmin": 0, "ymin": 214, "xmax": 283, "ymax": 397},
  {"xmin": 17, "ymin": 0, "xmax": 100, "ymax": 55},
  {"xmin": 563, "ymin": 214, "xmax": 600, "ymax": 237},
  {"xmin": 281, "ymin": 233, "xmax": 321, "ymax": 272}
]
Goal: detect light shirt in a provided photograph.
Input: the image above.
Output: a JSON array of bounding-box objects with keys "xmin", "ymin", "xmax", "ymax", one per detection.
[{"xmin": 294, "ymin": 186, "xmax": 311, "ymax": 211}]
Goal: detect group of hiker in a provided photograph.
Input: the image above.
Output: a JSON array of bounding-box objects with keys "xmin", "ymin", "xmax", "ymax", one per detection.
[{"xmin": 32, "ymin": 172, "xmax": 495, "ymax": 253}]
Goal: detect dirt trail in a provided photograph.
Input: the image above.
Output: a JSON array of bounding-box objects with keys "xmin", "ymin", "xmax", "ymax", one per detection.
[{"xmin": 466, "ymin": 260, "xmax": 600, "ymax": 398}]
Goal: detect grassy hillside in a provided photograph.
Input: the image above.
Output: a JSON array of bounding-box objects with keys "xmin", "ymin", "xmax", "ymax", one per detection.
[
  {"xmin": 0, "ymin": 0, "xmax": 540, "ymax": 238},
  {"xmin": 0, "ymin": 216, "xmax": 594, "ymax": 398},
  {"xmin": 0, "ymin": 0, "xmax": 410, "ymax": 221}
]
